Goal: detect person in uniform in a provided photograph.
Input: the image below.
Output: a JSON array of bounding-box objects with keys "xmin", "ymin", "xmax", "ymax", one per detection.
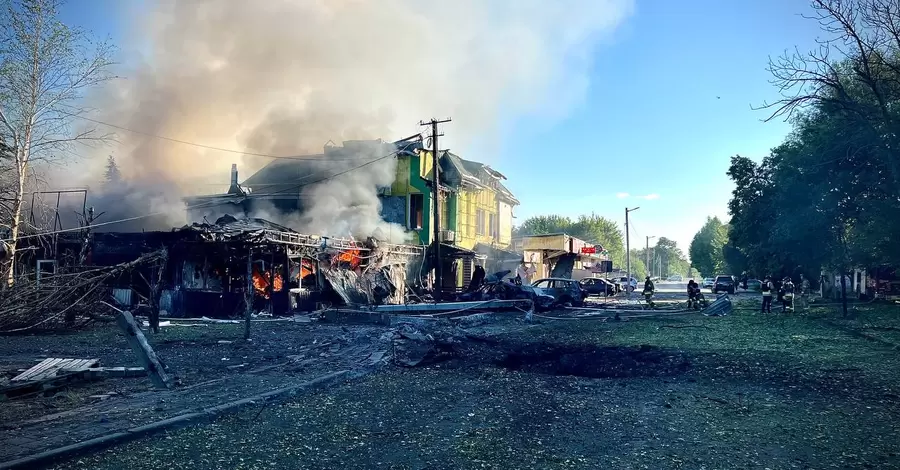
[
  {"xmin": 643, "ymin": 276, "xmax": 656, "ymax": 309},
  {"xmin": 761, "ymin": 276, "xmax": 774, "ymax": 314},
  {"xmin": 781, "ymin": 277, "xmax": 795, "ymax": 313},
  {"xmin": 686, "ymin": 279, "xmax": 697, "ymax": 309}
]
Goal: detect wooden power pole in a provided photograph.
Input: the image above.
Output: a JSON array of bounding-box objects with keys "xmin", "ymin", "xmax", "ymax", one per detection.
[{"xmin": 419, "ymin": 118, "xmax": 451, "ymax": 302}]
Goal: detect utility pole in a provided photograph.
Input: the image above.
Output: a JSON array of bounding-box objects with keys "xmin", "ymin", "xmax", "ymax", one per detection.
[
  {"xmin": 419, "ymin": 117, "xmax": 451, "ymax": 302},
  {"xmin": 646, "ymin": 235, "xmax": 656, "ymax": 278},
  {"xmin": 621, "ymin": 206, "xmax": 640, "ymax": 321}
]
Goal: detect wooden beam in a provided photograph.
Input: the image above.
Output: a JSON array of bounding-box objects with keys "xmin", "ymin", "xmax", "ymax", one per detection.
[
  {"xmin": 244, "ymin": 246, "xmax": 253, "ymax": 340},
  {"xmin": 268, "ymin": 247, "xmax": 275, "ymax": 315},
  {"xmin": 115, "ymin": 310, "xmax": 172, "ymax": 389}
]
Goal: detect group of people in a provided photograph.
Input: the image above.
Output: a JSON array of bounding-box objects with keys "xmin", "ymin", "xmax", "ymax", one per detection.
[
  {"xmin": 760, "ymin": 274, "xmax": 811, "ymax": 313},
  {"xmin": 686, "ymin": 279, "xmax": 707, "ymax": 309},
  {"xmin": 641, "ymin": 276, "xmax": 707, "ymax": 310}
]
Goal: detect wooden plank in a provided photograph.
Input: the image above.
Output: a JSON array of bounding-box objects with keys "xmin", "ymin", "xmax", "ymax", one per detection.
[
  {"xmin": 58, "ymin": 359, "xmax": 100, "ymax": 375},
  {"xmin": 13, "ymin": 358, "xmax": 62, "ymax": 382},
  {"xmin": 115, "ymin": 310, "xmax": 172, "ymax": 389},
  {"xmin": 27, "ymin": 358, "xmax": 64, "ymax": 380},
  {"xmin": 0, "ymin": 371, "xmax": 91, "ymax": 401},
  {"xmin": 56, "ymin": 359, "xmax": 82, "ymax": 374},
  {"xmin": 12, "ymin": 358, "xmax": 53, "ymax": 381}
]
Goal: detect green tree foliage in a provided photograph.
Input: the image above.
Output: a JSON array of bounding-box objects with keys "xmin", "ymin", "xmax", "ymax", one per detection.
[
  {"xmin": 628, "ymin": 249, "xmax": 648, "ymax": 279},
  {"xmin": 632, "ymin": 236, "xmax": 690, "ymax": 278},
  {"xmin": 689, "ymin": 216, "xmax": 729, "ymax": 277},
  {"xmin": 514, "ymin": 213, "xmax": 626, "ymax": 267},
  {"xmin": 725, "ymin": 0, "xmax": 900, "ymax": 315}
]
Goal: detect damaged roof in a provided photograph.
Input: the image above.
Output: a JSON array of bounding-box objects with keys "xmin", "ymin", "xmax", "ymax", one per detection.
[
  {"xmin": 242, "ymin": 137, "xmax": 423, "ymax": 197},
  {"xmin": 183, "ymin": 214, "xmax": 296, "ymax": 234},
  {"xmin": 178, "ymin": 214, "xmax": 298, "ymax": 244},
  {"xmin": 442, "ymin": 152, "xmax": 519, "ymax": 205}
]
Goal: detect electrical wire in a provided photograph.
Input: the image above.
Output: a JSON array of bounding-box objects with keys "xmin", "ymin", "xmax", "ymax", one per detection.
[
  {"xmin": 3, "ymin": 148, "xmax": 402, "ymax": 242},
  {"xmin": 52, "ymin": 105, "xmax": 385, "ymax": 161}
]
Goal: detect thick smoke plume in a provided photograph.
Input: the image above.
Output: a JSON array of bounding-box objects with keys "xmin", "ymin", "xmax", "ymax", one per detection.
[{"xmin": 56, "ymin": 0, "xmax": 632, "ymax": 238}]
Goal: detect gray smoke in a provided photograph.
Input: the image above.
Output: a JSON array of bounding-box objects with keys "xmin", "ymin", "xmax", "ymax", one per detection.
[{"xmin": 54, "ymin": 0, "xmax": 633, "ymax": 238}]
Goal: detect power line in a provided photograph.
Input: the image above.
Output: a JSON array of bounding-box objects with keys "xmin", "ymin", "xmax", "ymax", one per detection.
[
  {"xmin": 53, "ymin": 105, "xmax": 379, "ymax": 161},
  {"xmin": 4, "ymin": 149, "xmax": 402, "ymax": 241}
]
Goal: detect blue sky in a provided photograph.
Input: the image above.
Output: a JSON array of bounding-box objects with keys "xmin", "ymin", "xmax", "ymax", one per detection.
[
  {"xmin": 494, "ymin": 0, "xmax": 823, "ymax": 254},
  {"xmin": 59, "ymin": 0, "xmax": 823, "ymax": 257}
]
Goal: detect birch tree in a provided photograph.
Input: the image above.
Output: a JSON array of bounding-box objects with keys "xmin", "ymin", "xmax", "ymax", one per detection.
[{"xmin": 0, "ymin": 0, "xmax": 115, "ymax": 285}]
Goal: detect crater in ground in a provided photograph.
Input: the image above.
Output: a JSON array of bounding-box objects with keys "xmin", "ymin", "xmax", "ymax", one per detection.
[{"xmin": 494, "ymin": 344, "xmax": 692, "ymax": 379}]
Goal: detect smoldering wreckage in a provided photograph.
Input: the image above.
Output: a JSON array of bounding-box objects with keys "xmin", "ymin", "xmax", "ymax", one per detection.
[
  {"xmin": 0, "ymin": 146, "xmax": 731, "ymax": 440},
  {"xmin": 0, "ymin": 205, "xmax": 574, "ymax": 398}
]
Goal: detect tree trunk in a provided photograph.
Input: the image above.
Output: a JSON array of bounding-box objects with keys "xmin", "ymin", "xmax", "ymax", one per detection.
[{"xmin": 4, "ymin": 158, "xmax": 27, "ymax": 287}]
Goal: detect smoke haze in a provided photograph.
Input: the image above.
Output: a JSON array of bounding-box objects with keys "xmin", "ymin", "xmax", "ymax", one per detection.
[{"xmin": 53, "ymin": 0, "xmax": 633, "ymax": 237}]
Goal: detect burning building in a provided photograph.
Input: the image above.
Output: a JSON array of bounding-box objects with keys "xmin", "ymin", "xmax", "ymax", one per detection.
[
  {"xmin": 15, "ymin": 214, "xmax": 424, "ymax": 322},
  {"xmin": 183, "ymin": 136, "xmax": 423, "ymax": 242}
]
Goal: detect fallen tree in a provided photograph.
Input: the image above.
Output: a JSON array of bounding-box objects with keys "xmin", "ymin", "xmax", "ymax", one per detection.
[{"xmin": 0, "ymin": 250, "xmax": 165, "ymax": 333}]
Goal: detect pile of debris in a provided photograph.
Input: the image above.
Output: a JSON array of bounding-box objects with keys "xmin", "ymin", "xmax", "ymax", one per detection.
[
  {"xmin": 0, "ymin": 309, "xmax": 170, "ymax": 401},
  {"xmin": 0, "ymin": 250, "xmax": 166, "ymax": 333}
]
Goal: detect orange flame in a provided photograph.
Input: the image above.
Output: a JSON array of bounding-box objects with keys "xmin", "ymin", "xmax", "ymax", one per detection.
[
  {"xmin": 299, "ymin": 259, "xmax": 314, "ymax": 279},
  {"xmin": 335, "ymin": 249, "xmax": 362, "ymax": 269},
  {"xmin": 252, "ymin": 267, "xmax": 283, "ymax": 299}
]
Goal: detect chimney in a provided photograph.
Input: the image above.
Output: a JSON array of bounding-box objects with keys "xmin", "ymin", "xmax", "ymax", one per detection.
[{"xmin": 227, "ymin": 163, "xmax": 244, "ymax": 195}]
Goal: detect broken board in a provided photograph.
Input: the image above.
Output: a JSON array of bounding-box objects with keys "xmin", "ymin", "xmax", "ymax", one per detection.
[{"xmin": 11, "ymin": 358, "xmax": 100, "ymax": 382}]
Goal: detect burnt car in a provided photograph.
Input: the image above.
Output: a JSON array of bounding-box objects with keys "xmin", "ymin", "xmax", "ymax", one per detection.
[
  {"xmin": 458, "ymin": 270, "xmax": 555, "ymax": 310},
  {"xmin": 580, "ymin": 277, "xmax": 616, "ymax": 296},
  {"xmin": 531, "ymin": 278, "xmax": 587, "ymax": 307}
]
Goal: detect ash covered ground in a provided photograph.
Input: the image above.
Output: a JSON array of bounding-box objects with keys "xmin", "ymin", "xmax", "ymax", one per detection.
[{"xmin": 2, "ymin": 299, "xmax": 899, "ymax": 469}]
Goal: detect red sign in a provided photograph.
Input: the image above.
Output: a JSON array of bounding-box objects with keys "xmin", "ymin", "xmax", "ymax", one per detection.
[{"xmin": 581, "ymin": 246, "xmax": 596, "ymax": 254}]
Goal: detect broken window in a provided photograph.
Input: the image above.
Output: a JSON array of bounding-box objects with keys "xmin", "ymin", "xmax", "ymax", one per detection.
[
  {"xmin": 476, "ymin": 209, "xmax": 486, "ymax": 235},
  {"xmin": 409, "ymin": 193, "xmax": 424, "ymax": 230}
]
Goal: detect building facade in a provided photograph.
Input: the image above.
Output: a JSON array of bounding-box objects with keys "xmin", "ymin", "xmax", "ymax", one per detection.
[{"xmin": 379, "ymin": 149, "xmax": 519, "ymax": 250}]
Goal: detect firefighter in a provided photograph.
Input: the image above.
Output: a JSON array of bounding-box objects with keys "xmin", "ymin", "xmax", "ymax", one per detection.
[
  {"xmin": 687, "ymin": 279, "xmax": 702, "ymax": 310},
  {"xmin": 686, "ymin": 279, "xmax": 697, "ymax": 309},
  {"xmin": 761, "ymin": 276, "xmax": 774, "ymax": 314},
  {"xmin": 781, "ymin": 277, "xmax": 795, "ymax": 313},
  {"xmin": 643, "ymin": 275, "xmax": 656, "ymax": 309},
  {"xmin": 799, "ymin": 274, "xmax": 811, "ymax": 311}
]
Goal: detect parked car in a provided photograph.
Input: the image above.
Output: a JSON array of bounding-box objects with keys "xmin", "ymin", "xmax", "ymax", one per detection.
[
  {"xmin": 580, "ymin": 277, "xmax": 616, "ymax": 296},
  {"xmin": 701, "ymin": 277, "xmax": 715, "ymax": 289},
  {"xmin": 606, "ymin": 278, "xmax": 623, "ymax": 293},
  {"xmin": 532, "ymin": 278, "xmax": 587, "ymax": 306},
  {"xmin": 666, "ymin": 275, "xmax": 683, "ymax": 282},
  {"xmin": 618, "ymin": 276, "xmax": 639, "ymax": 292},
  {"xmin": 745, "ymin": 279, "xmax": 761, "ymax": 291},
  {"xmin": 713, "ymin": 275, "xmax": 736, "ymax": 294}
]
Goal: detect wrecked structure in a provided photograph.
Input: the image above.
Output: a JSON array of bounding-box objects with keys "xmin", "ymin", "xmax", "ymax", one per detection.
[
  {"xmin": 517, "ymin": 233, "xmax": 607, "ymax": 282},
  {"xmin": 12, "ymin": 215, "xmax": 424, "ymax": 323},
  {"xmin": 185, "ymin": 135, "xmax": 524, "ymax": 297}
]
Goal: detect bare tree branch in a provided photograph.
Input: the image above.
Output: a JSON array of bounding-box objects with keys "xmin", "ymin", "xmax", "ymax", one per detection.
[{"xmin": 0, "ymin": 0, "xmax": 116, "ymax": 286}]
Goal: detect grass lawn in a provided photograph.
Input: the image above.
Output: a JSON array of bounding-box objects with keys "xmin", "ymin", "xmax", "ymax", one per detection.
[{"xmin": 58, "ymin": 301, "xmax": 900, "ymax": 470}]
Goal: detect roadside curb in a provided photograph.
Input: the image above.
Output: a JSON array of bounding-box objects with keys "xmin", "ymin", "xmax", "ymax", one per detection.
[{"xmin": 0, "ymin": 370, "xmax": 350, "ymax": 470}]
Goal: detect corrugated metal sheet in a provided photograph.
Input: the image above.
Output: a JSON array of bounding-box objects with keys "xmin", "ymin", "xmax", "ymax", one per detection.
[{"xmin": 112, "ymin": 288, "xmax": 133, "ymax": 307}]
